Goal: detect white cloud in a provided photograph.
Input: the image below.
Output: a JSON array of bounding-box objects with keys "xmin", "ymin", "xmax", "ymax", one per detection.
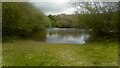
[
  {"xmin": 2, "ymin": 0, "xmax": 119, "ymax": 2},
  {"xmin": 32, "ymin": 2, "xmax": 75, "ymax": 15},
  {"xmin": 29, "ymin": 0, "xmax": 70, "ymax": 2}
]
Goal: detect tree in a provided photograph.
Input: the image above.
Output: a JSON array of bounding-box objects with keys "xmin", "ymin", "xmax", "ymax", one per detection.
[
  {"xmin": 2, "ymin": 2, "xmax": 50, "ymax": 38},
  {"xmin": 71, "ymin": 2, "xmax": 118, "ymax": 41}
]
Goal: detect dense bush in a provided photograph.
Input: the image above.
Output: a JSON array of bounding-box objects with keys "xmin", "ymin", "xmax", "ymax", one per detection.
[
  {"xmin": 71, "ymin": 2, "xmax": 119, "ymax": 41},
  {"xmin": 2, "ymin": 2, "xmax": 50, "ymax": 37}
]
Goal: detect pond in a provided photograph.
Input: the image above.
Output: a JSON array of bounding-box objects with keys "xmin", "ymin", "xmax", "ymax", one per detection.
[
  {"xmin": 27, "ymin": 28, "xmax": 90, "ymax": 44},
  {"xmin": 47, "ymin": 28, "xmax": 89, "ymax": 44}
]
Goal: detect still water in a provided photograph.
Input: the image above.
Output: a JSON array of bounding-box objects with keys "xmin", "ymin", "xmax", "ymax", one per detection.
[
  {"xmin": 46, "ymin": 28, "xmax": 89, "ymax": 44},
  {"xmin": 27, "ymin": 28, "xmax": 89, "ymax": 44}
]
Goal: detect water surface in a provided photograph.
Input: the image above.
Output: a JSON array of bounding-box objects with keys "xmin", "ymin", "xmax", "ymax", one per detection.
[
  {"xmin": 46, "ymin": 28, "xmax": 89, "ymax": 44},
  {"xmin": 27, "ymin": 28, "xmax": 89, "ymax": 44}
]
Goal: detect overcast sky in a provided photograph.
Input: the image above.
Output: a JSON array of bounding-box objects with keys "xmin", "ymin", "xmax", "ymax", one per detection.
[
  {"xmin": 32, "ymin": 2, "xmax": 76, "ymax": 15},
  {"xmin": 30, "ymin": 0, "xmax": 119, "ymax": 15},
  {"xmin": 3, "ymin": 0, "xmax": 119, "ymax": 15}
]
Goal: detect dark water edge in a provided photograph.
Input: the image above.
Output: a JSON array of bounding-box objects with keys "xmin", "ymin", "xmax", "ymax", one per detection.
[
  {"xmin": 2, "ymin": 28, "xmax": 117, "ymax": 44},
  {"xmin": 25, "ymin": 28, "xmax": 90, "ymax": 44},
  {"xmin": 25, "ymin": 30, "xmax": 47, "ymax": 42}
]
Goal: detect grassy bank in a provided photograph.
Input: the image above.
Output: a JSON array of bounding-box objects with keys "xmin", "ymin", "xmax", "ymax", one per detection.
[
  {"xmin": 0, "ymin": 43, "xmax": 2, "ymax": 67},
  {"xmin": 3, "ymin": 40, "xmax": 118, "ymax": 66}
]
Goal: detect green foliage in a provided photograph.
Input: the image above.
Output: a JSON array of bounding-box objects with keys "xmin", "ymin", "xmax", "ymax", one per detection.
[
  {"xmin": 2, "ymin": 2, "xmax": 49, "ymax": 37},
  {"xmin": 48, "ymin": 14, "xmax": 80, "ymax": 28},
  {"xmin": 71, "ymin": 2, "xmax": 118, "ymax": 41},
  {"xmin": 76, "ymin": 11, "xmax": 118, "ymax": 41},
  {"xmin": 48, "ymin": 14, "xmax": 56, "ymax": 27}
]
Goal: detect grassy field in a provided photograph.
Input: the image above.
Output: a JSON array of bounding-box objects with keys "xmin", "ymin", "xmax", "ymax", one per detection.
[
  {"xmin": 0, "ymin": 43, "xmax": 2, "ymax": 67},
  {"xmin": 2, "ymin": 40, "xmax": 118, "ymax": 66}
]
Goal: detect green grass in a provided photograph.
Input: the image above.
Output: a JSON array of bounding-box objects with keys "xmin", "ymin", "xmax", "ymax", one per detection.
[
  {"xmin": 0, "ymin": 43, "xmax": 2, "ymax": 67},
  {"xmin": 2, "ymin": 40, "xmax": 118, "ymax": 66}
]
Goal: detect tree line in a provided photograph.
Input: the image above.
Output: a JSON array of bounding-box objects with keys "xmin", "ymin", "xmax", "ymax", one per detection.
[
  {"xmin": 48, "ymin": 14, "xmax": 79, "ymax": 28},
  {"xmin": 2, "ymin": 2, "xmax": 50, "ymax": 39}
]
